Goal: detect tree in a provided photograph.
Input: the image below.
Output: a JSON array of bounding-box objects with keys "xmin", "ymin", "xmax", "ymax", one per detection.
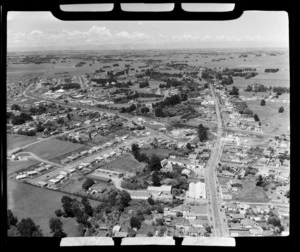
[
  {"xmin": 61, "ymin": 196, "xmax": 75, "ymax": 217},
  {"xmin": 260, "ymin": 99, "xmax": 266, "ymax": 106},
  {"xmin": 229, "ymin": 86, "xmax": 239, "ymax": 96},
  {"xmin": 253, "ymin": 114, "xmax": 260, "ymax": 121},
  {"xmin": 176, "ymin": 212, "xmax": 183, "ymax": 217},
  {"xmin": 152, "ymin": 171, "xmax": 161, "ymax": 186},
  {"xmin": 11, "ymin": 104, "xmax": 21, "ymax": 111},
  {"xmin": 285, "ymin": 190, "xmax": 290, "ymax": 198},
  {"xmin": 205, "ymin": 225, "xmax": 212, "ymax": 233},
  {"xmin": 279, "ymin": 106, "xmax": 284, "ymax": 113},
  {"xmin": 116, "ymin": 190, "xmax": 131, "ymax": 210},
  {"xmin": 156, "ymin": 218, "xmax": 164, "ymax": 226},
  {"xmin": 130, "ymin": 216, "xmax": 141, "ymax": 229},
  {"xmin": 7, "ymin": 226, "xmax": 21, "ymax": 237},
  {"xmin": 82, "ymin": 178, "xmax": 95, "ymax": 190},
  {"xmin": 198, "ymin": 124, "xmax": 208, "ymax": 142},
  {"xmin": 155, "ymin": 107, "xmax": 165, "ymax": 117},
  {"xmin": 49, "ymin": 218, "xmax": 67, "ymax": 238},
  {"xmin": 256, "ymin": 175, "xmax": 264, "ymax": 186},
  {"xmin": 7, "ymin": 210, "xmax": 18, "ymax": 229},
  {"xmin": 67, "ymin": 113, "xmax": 71, "ymax": 121},
  {"xmin": 147, "ymin": 231, "xmax": 153, "ymax": 237},
  {"xmin": 157, "ymin": 205, "xmax": 164, "ymax": 214},
  {"xmin": 16, "ymin": 218, "xmax": 43, "ymax": 237},
  {"xmin": 131, "ymin": 143, "xmax": 140, "ymax": 159},
  {"xmin": 149, "ymin": 155, "xmax": 162, "ymax": 171},
  {"xmin": 147, "ymin": 197, "xmax": 155, "ymax": 205},
  {"xmin": 55, "ymin": 209, "xmax": 64, "ymax": 217},
  {"xmin": 186, "ymin": 142, "xmax": 192, "ymax": 150},
  {"xmin": 81, "ymin": 197, "xmax": 93, "ymax": 216},
  {"xmin": 267, "ymin": 216, "xmax": 281, "ymax": 227}
]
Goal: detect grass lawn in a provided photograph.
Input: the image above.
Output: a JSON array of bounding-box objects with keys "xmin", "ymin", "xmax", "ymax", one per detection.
[
  {"xmin": 101, "ymin": 154, "xmax": 144, "ymax": 173},
  {"xmin": 7, "ymin": 159, "xmax": 39, "ymax": 175},
  {"xmin": 7, "ymin": 179, "xmax": 100, "ymax": 236},
  {"xmin": 232, "ymin": 176, "xmax": 271, "ymax": 203},
  {"xmin": 7, "ymin": 134, "xmax": 38, "ymax": 151},
  {"xmin": 23, "ymin": 138, "xmax": 86, "ymax": 161},
  {"xmin": 217, "ymin": 176, "xmax": 232, "ymax": 185}
]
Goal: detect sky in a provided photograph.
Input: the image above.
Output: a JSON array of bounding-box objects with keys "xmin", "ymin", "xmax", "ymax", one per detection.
[{"xmin": 7, "ymin": 10, "xmax": 289, "ymax": 51}]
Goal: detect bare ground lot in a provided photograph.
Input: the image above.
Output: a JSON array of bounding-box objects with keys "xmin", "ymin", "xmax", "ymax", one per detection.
[
  {"xmin": 23, "ymin": 138, "xmax": 86, "ymax": 161},
  {"xmin": 7, "ymin": 134, "xmax": 38, "ymax": 151},
  {"xmin": 7, "ymin": 179, "xmax": 98, "ymax": 236}
]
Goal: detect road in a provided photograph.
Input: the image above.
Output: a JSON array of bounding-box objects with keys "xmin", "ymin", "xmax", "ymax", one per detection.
[{"xmin": 204, "ymin": 83, "xmax": 229, "ymax": 237}]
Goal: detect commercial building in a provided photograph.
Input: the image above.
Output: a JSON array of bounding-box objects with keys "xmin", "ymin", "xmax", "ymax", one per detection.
[{"xmin": 188, "ymin": 182, "xmax": 206, "ymax": 199}]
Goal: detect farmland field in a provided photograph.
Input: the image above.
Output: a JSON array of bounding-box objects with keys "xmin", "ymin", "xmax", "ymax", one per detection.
[
  {"xmin": 7, "ymin": 179, "xmax": 99, "ymax": 236},
  {"xmin": 246, "ymin": 99, "xmax": 290, "ymax": 135},
  {"xmin": 7, "ymin": 134, "xmax": 38, "ymax": 151},
  {"xmin": 23, "ymin": 138, "xmax": 86, "ymax": 161}
]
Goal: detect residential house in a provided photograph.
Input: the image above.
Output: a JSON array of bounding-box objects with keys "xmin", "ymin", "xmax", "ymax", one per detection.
[
  {"xmin": 114, "ymin": 232, "xmax": 128, "ymax": 238},
  {"xmin": 231, "ymin": 213, "xmax": 245, "ymax": 222},
  {"xmin": 186, "ymin": 226, "xmax": 205, "ymax": 237},
  {"xmin": 130, "ymin": 191, "xmax": 151, "ymax": 200}
]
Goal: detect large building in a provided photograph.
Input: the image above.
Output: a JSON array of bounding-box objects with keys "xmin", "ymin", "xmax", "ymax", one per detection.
[{"xmin": 188, "ymin": 182, "xmax": 206, "ymax": 199}]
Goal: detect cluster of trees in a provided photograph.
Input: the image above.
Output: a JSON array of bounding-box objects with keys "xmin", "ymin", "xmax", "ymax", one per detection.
[
  {"xmin": 229, "ymin": 86, "xmax": 239, "ymax": 96},
  {"xmin": 244, "ymin": 166, "xmax": 259, "ymax": 176},
  {"xmin": 119, "ymin": 104, "xmax": 137, "ymax": 113},
  {"xmin": 114, "ymin": 92, "xmax": 162, "ymax": 104},
  {"xmin": 153, "ymin": 94, "xmax": 186, "ymax": 118},
  {"xmin": 139, "ymin": 81, "xmax": 149, "ymax": 88},
  {"xmin": 7, "ymin": 111, "xmax": 33, "ymax": 125},
  {"xmin": 265, "ymin": 68, "xmax": 279, "ymax": 73},
  {"xmin": 198, "ymin": 124, "xmax": 208, "ymax": 142},
  {"xmin": 11, "ymin": 104, "xmax": 21, "ymax": 111},
  {"xmin": 49, "ymin": 82, "xmax": 81, "ymax": 91},
  {"xmin": 131, "ymin": 144, "xmax": 162, "ymax": 172},
  {"xmin": 273, "ymin": 86, "xmax": 289, "ymax": 94},
  {"xmin": 82, "ymin": 178, "xmax": 95, "ymax": 190},
  {"xmin": 49, "ymin": 218, "xmax": 67, "ymax": 237},
  {"xmin": 245, "ymin": 84, "xmax": 269, "ymax": 92},
  {"xmin": 7, "ymin": 210, "xmax": 43, "ymax": 237},
  {"xmin": 75, "ymin": 61, "xmax": 86, "ymax": 67}
]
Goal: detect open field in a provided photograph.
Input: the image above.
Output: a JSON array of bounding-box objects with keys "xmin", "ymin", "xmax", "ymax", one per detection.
[
  {"xmin": 232, "ymin": 176, "xmax": 270, "ymax": 203},
  {"xmin": 246, "ymin": 100, "xmax": 290, "ymax": 135},
  {"xmin": 7, "ymin": 179, "xmax": 98, "ymax": 236},
  {"xmin": 7, "ymin": 159, "xmax": 39, "ymax": 175},
  {"xmin": 100, "ymin": 154, "xmax": 144, "ymax": 173},
  {"xmin": 7, "ymin": 134, "xmax": 38, "ymax": 151},
  {"xmin": 217, "ymin": 176, "xmax": 231, "ymax": 185},
  {"xmin": 23, "ymin": 138, "xmax": 86, "ymax": 161}
]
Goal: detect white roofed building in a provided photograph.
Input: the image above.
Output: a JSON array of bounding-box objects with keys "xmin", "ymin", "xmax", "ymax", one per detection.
[{"xmin": 187, "ymin": 182, "xmax": 206, "ymax": 199}]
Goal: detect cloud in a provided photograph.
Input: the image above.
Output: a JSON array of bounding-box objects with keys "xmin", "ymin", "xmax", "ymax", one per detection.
[{"xmin": 7, "ymin": 25, "xmax": 289, "ymax": 49}]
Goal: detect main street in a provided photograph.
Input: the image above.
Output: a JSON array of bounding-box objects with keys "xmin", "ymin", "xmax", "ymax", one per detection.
[{"xmin": 204, "ymin": 83, "xmax": 229, "ymax": 237}]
